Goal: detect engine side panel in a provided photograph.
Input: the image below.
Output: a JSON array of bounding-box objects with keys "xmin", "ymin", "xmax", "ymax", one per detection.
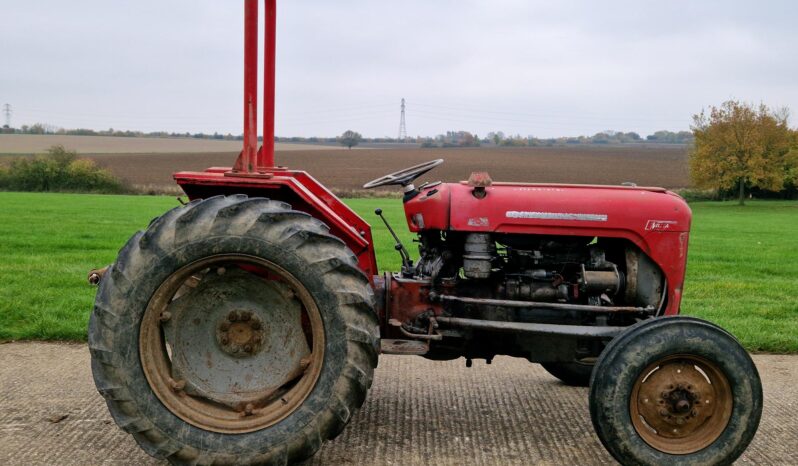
[{"xmin": 404, "ymin": 182, "xmax": 692, "ymax": 314}]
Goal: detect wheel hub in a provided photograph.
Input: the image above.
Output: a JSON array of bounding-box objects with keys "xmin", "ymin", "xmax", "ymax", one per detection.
[
  {"xmin": 139, "ymin": 257, "xmax": 325, "ymax": 434},
  {"xmin": 656, "ymin": 383, "xmax": 702, "ymax": 426},
  {"xmin": 216, "ymin": 310, "xmax": 266, "ymax": 357},
  {"xmin": 163, "ymin": 270, "xmax": 310, "ymax": 408},
  {"xmin": 631, "ymin": 355, "xmax": 732, "ymax": 454}
]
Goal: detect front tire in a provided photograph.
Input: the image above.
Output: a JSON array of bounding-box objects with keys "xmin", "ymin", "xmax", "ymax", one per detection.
[
  {"xmin": 541, "ymin": 360, "xmax": 594, "ymax": 387},
  {"xmin": 589, "ymin": 316, "xmax": 762, "ymax": 465},
  {"xmin": 89, "ymin": 195, "xmax": 380, "ymax": 465}
]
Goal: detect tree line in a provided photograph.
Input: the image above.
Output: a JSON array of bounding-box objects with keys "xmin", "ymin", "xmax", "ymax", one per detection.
[{"xmin": 2, "ymin": 122, "xmax": 692, "ymax": 147}]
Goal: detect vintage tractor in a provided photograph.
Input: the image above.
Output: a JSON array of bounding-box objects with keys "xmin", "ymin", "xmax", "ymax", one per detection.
[{"xmin": 88, "ymin": 1, "xmax": 762, "ymax": 465}]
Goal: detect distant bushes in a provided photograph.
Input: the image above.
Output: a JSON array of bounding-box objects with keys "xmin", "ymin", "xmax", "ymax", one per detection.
[{"xmin": 0, "ymin": 145, "xmax": 129, "ymax": 194}]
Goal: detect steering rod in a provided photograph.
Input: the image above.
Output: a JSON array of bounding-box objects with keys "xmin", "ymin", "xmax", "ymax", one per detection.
[{"xmin": 374, "ymin": 208, "xmax": 413, "ymax": 272}]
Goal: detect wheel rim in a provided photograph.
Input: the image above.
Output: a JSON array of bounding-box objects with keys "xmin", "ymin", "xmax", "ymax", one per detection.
[
  {"xmin": 139, "ymin": 254, "xmax": 325, "ymax": 434},
  {"xmin": 630, "ymin": 354, "xmax": 733, "ymax": 454}
]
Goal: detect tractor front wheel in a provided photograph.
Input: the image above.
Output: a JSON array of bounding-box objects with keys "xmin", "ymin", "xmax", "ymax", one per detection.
[
  {"xmin": 89, "ymin": 195, "xmax": 380, "ymax": 465},
  {"xmin": 589, "ymin": 316, "xmax": 762, "ymax": 465},
  {"xmin": 541, "ymin": 359, "xmax": 594, "ymax": 387}
]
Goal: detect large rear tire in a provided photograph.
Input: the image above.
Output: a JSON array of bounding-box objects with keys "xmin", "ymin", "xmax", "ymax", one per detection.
[
  {"xmin": 89, "ymin": 195, "xmax": 380, "ymax": 465},
  {"xmin": 589, "ymin": 316, "xmax": 762, "ymax": 465}
]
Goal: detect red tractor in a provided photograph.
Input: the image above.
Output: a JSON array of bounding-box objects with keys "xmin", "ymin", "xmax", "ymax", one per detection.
[{"xmin": 89, "ymin": 2, "xmax": 762, "ymax": 464}]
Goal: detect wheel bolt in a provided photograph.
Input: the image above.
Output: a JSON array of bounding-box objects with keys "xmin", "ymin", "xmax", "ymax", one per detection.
[
  {"xmin": 253, "ymin": 335, "xmax": 262, "ymax": 343},
  {"xmin": 221, "ymin": 337, "xmax": 229, "ymax": 345},
  {"xmin": 244, "ymin": 345, "xmax": 252, "ymax": 353},
  {"xmin": 244, "ymin": 403, "xmax": 254, "ymax": 416},
  {"xmin": 241, "ymin": 312, "xmax": 251, "ymax": 322},
  {"xmin": 228, "ymin": 311, "xmax": 239, "ymax": 322},
  {"xmin": 220, "ymin": 322, "xmax": 230, "ymax": 331},
  {"xmin": 169, "ymin": 379, "xmax": 186, "ymax": 391},
  {"xmin": 691, "ymin": 409, "xmax": 698, "ymax": 417},
  {"xmin": 659, "ymin": 409, "xmax": 668, "ymax": 417},
  {"xmin": 232, "ymin": 346, "xmax": 240, "ymax": 354},
  {"xmin": 159, "ymin": 311, "xmax": 171, "ymax": 322},
  {"xmin": 217, "ymin": 267, "xmax": 226, "ymax": 276},
  {"xmin": 250, "ymin": 321, "xmax": 261, "ymax": 330}
]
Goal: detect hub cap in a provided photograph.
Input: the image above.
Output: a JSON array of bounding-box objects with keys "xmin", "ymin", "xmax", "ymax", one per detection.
[
  {"xmin": 630, "ymin": 354, "xmax": 732, "ymax": 454},
  {"xmin": 140, "ymin": 255, "xmax": 324, "ymax": 434}
]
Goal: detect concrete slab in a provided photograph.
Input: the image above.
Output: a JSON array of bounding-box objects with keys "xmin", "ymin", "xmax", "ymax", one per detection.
[{"xmin": 0, "ymin": 343, "xmax": 794, "ymax": 465}]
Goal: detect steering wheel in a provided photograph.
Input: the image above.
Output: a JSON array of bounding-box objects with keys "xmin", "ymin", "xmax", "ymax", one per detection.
[{"xmin": 362, "ymin": 159, "xmax": 444, "ymax": 189}]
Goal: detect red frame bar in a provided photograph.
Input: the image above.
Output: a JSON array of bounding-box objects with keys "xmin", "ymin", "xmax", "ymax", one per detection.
[
  {"xmin": 234, "ymin": 0, "xmax": 259, "ymax": 173},
  {"xmin": 177, "ymin": 1, "xmax": 379, "ymax": 279},
  {"xmin": 259, "ymin": 0, "xmax": 276, "ymax": 169},
  {"xmin": 234, "ymin": 0, "xmax": 276, "ymax": 173}
]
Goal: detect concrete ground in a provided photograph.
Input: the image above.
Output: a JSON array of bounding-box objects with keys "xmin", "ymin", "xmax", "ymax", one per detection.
[{"xmin": 0, "ymin": 342, "xmax": 795, "ymax": 465}]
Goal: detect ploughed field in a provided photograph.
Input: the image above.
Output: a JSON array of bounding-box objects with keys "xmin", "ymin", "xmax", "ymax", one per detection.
[
  {"xmin": 85, "ymin": 145, "xmax": 690, "ymax": 192},
  {"xmin": 0, "ymin": 134, "xmax": 343, "ymax": 155}
]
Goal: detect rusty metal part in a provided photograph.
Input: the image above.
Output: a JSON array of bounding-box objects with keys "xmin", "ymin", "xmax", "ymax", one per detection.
[
  {"xmin": 630, "ymin": 354, "xmax": 733, "ymax": 454},
  {"xmin": 87, "ymin": 266, "xmax": 110, "ymax": 286},
  {"xmin": 380, "ymin": 339, "xmax": 429, "ymax": 355},
  {"xmin": 434, "ymin": 293, "xmax": 654, "ymax": 313},
  {"xmin": 581, "ymin": 269, "xmax": 621, "ymax": 295},
  {"xmin": 435, "ymin": 316, "xmax": 625, "ymax": 338},
  {"xmin": 216, "ymin": 309, "xmax": 266, "ymax": 357},
  {"xmin": 139, "ymin": 255, "xmax": 324, "ymax": 434},
  {"xmin": 388, "ymin": 319, "xmax": 442, "ymax": 341},
  {"xmin": 381, "ymin": 273, "xmax": 444, "ymax": 339}
]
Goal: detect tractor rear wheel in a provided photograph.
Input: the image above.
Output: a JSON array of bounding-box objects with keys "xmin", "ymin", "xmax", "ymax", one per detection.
[
  {"xmin": 89, "ymin": 195, "xmax": 380, "ymax": 465},
  {"xmin": 589, "ymin": 316, "xmax": 762, "ymax": 465}
]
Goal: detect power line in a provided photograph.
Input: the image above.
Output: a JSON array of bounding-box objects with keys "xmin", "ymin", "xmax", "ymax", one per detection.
[
  {"xmin": 2, "ymin": 104, "xmax": 11, "ymax": 128},
  {"xmin": 398, "ymin": 98, "xmax": 407, "ymax": 142}
]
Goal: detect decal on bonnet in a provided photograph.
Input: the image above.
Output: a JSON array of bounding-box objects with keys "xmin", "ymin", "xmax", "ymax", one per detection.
[
  {"xmin": 645, "ymin": 220, "xmax": 677, "ymax": 231},
  {"xmin": 467, "ymin": 217, "xmax": 489, "ymax": 227},
  {"xmin": 506, "ymin": 211, "xmax": 608, "ymax": 222}
]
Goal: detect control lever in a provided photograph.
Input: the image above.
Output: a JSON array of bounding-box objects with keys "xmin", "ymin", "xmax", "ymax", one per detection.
[{"xmin": 375, "ymin": 208, "xmax": 413, "ymax": 272}]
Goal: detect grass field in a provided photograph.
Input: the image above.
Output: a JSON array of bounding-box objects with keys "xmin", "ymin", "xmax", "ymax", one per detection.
[{"xmin": 0, "ymin": 192, "xmax": 795, "ymax": 352}]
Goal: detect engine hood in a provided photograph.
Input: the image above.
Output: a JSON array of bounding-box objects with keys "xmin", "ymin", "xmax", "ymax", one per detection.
[{"xmin": 404, "ymin": 181, "xmax": 692, "ymax": 239}]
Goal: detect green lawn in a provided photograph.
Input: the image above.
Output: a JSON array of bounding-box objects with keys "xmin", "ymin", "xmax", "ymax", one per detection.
[{"xmin": 0, "ymin": 192, "xmax": 796, "ymax": 352}]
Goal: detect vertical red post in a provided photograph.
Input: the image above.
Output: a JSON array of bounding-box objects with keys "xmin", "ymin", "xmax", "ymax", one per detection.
[
  {"xmin": 235, "ymin": 0, "xmax": 259, "ymax": 173},
  {"xmin": 258, "ymin": 0, "xmax": 277, "ymax": 170}
]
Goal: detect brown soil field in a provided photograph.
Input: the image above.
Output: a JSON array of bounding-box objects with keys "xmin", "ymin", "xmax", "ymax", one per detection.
[
  {"xmin": 0, "ymin": 134, "xmax": 342, "ymax": 154},
  {"xmin": 87, "ymin": 145, "xmax": 690, "ymax": 193}
]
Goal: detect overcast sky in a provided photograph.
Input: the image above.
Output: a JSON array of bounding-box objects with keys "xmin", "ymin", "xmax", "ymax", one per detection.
[{"xmin": 1, "ymin": 1, "xmax": 796, "ymax": 138}]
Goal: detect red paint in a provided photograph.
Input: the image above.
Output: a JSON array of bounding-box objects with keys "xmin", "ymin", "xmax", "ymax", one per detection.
[
  {"xmin": 260, "ymin": 0, "xmax": 276, "ymax": 170},
  {"xmin": 177, "ymin": 1, "xmax": 377, "ymax": 279},
  {"xmin": 175, "ymin": 168, "xmax": 378, "ymax": 280},
  {"xmin": 233, "ymin": 0, "xmax": 259, "ymax": 173},
  {"xmin": 403, "ymin": 181, "xmax": 692, "ymax": 314},
  {"xmin": 377, "ymin": 273, "xmax": 444, "ymax": 339},
  {"xmin": 176, "ymin": 1, "xmax": 693, "ymax": 318}
]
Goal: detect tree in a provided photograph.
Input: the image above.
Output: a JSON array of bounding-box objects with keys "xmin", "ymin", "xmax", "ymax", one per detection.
[
  {"xmin": 690, "ymin": 100, "xmax": 794, "ymax": 205},
  {"xmin": 338, "ymin": 130, "xmax": 362, "ymax": 149}
]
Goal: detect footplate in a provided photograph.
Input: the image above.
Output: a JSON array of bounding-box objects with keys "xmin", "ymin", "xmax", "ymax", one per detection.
[{"xmin": 380, "ymin": 339, "xmax": 428, "ymax": 355}]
